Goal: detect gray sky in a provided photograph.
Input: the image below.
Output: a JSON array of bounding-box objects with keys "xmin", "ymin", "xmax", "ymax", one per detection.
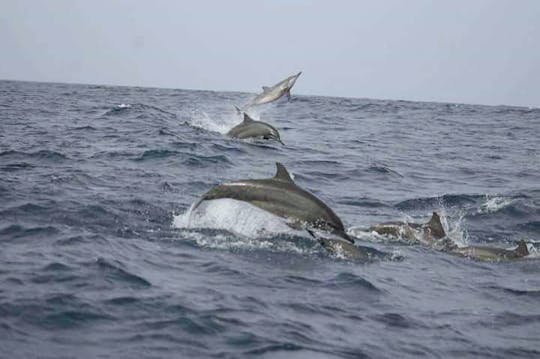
[{"xmin": 1, "ymin": 0, "xmax": 539, "ymax": 107}]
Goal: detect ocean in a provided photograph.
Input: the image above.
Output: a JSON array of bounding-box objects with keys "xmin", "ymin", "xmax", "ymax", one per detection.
[{"xmin": 1, "ymin": 80, "xmax": 539, "ymax": 358}]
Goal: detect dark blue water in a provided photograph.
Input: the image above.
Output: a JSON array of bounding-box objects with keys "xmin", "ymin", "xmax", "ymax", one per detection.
[{"xmin": 1, "ymin": 80, "xmax": 539, "ymax": 358}]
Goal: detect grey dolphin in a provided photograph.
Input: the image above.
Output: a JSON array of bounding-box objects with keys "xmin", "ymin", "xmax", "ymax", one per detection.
[
  {"xmin": 307, "ymin": 230, "xmax": 389, "ymax": 261},
  {"xmin": 369, "ymin": 212, "xmax": 530, "ymax": 261},
  {"xmin": 444, "ymin": 240, "xmax": 529, "ymax": 261},
  {"xmin": 194, "ymin": 162, "xmax": 353, "ymax": 243},
  {"xmin": 227, "ymin": 111, "xmax": 284, "ymax": 144},
  {"xmin": 369, "ymin": 212, "xmax": 445, "ymax": 244},
  {"xmin": 243, "ymin": 71, "xmax": 302, "ymax": 109}
]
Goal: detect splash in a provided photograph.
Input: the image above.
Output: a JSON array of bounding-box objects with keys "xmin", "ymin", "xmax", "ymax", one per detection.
[
  {"xmin": 347, "ymin": 209, "xmax": 468, "ymax": 247},
  {"xmin": 172, "ymin": 199, "xmax": 322, "ymax": 254},
  {"xmin": 172, "ymin": 198, "xmax": 312, "ymax": 244},
  {"xmin": 478, "ymin": 195, "xmax": 514, "ymax": 214},
  {"xmin": 185, "ymin": 105, "xmax": 269, "ymax": 135}
]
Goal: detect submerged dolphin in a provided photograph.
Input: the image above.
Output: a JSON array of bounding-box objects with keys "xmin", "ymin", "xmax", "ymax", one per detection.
[
  {"xmin": 194, "ymin": 162, "xmax": 353, "ymax": 243},
  {"xmin": 445, "ymin": 240, "xmax": 529, "ymax": 261},
  {"xmin": 369, "ymin": 212, "xmax": 445, "ymax": 244},
  {"xmin": 243, "ymin": 71, "xmax": 302, "ymax": 109},
  {"xmin": 227, "ymin": 111, "xmax": 283, "ymax": 144},
  {"xmin": 307, "ymin": 230, "xmax": 390, "ymax": 261},
  {"xmin": 368, "ymin": 212, "xmax": 530, "ymax": 261}
]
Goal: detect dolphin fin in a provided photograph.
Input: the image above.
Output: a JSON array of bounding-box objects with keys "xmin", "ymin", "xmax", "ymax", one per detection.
[
  {"xmin": 243, "ymin": 113, "xmax": 255, "ymax": 123},
  {"xmin": 515, "ymin": 240, "xmax": 529, "ymax": 257},
  {"xmin": 285, "ymin": 89, "xmax": 291, "ymax": 101},
  {"xmin": 234, "ymin": 105, "xmax": 243, "ymax": 115},
  {"xmin": 274, "ymin": 162, "xmax": 294, "ymax": 183},
  {"xmin": 262, "ymin": 86, "xmax": 270, "ymax": 92},
  {"xmin": 426, "ymin": 212, "xmax": 445, "ymax": 239}
]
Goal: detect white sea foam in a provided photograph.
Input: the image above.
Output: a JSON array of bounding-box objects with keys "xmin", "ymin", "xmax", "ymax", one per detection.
[
  {"xmin": 348, "ymin": 210, "xmax": 468, "ymax": 247},
  {"xmin": 173, "ymin": 198, "xmax": 294, "ymax": 236},
  {"xmin": 186, "ymin": 107, "xmax": 265, "ymax": 135},
  {"xmin": 478, "ymin": 195, "xmax": 513, "ymax": 214},
  {"xmin": 172, "ymin": 198, "xmax": 316, "ymax": 253}
]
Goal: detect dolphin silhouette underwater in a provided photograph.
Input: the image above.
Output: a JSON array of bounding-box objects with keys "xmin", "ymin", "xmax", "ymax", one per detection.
[
  {"xmin": 193, "ymin": 162, "xmax": 353, "ymax": 243},
  {"xmin": 364, "ymin": 212, "xmax": 530, "ymax": 261},
  {"xmin": 227, "ymin": 111, "xmax": 284, "ymax": 144},
  {"xmin": 238, "ymin": 72, "xmax": 302, "ymax": 111}
]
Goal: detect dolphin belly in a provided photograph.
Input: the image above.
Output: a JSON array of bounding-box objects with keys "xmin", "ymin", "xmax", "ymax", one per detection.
[{"xmin": 200, "ymin": 182, "xmax": 349, "ymax": 241}]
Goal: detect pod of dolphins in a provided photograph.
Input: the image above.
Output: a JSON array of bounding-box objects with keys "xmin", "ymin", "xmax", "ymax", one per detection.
[{"xmin": 193, "ymin": 72, "xmax": 532, "ymax": 262}]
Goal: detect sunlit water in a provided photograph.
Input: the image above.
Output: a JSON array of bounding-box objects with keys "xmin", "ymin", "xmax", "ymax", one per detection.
[{"xmin": 1, "ymin": 80, "xmax": 539, "ymax": 358}]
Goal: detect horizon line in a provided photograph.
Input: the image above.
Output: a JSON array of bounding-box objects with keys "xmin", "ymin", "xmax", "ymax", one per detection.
[{"xmin": 1, "ymin": 77, "xmax": 537, "ymax": 110}]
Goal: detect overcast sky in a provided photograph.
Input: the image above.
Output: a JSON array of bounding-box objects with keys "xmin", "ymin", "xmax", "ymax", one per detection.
[{"xmin": 1, "ymin": 0, "xmax": 539, "ymax": 107}]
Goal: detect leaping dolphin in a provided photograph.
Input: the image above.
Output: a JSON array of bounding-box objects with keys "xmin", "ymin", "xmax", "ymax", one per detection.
[
  {"xmin": 194, "ymin": 162, "xmax": 353, "ymax": 243},
  {"xmin": 227, "ymin": 111, "xmax": 284, "ymax": 144},
  {"xmin": 242, "ymin": 71, "xmax": 302, "ymax": 109}
]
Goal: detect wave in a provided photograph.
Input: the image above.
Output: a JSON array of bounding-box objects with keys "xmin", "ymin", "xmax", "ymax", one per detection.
[
  {"xmin": 478, "ymin": 195, "xmax": 515, "ymax": 214},
  {"xmin": 395, "ymin": 193, "xmax": 481, "ymax": 210},
  {"xmin": 0, "ymin": 149, "xmax": 68, "ymax": 162},
  {"xmin": 103, "ymin": 103, "xmax": 177, "ymax": 118},
  {"xmin": 0, "ymin": 224, "xmax": 60, "ymax": 241},
  {"xmin": 95, "ymin": 257, "xmax": 151, "ymax": 288}
]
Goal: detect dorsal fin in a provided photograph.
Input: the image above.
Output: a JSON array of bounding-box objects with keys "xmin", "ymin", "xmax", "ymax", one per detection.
[
  {"xmin": 273, "ymin": 162, "xmax": 294, "ymax": 183},
  {"xmin": 515, "ymin": 240, "xmax": 529, "ymax": 257},
  {"xmin": 427, "ymin": 212, "xmax": 445, "ymax": 239},
  {"xmin": 262, "ymin": 86, "xmax": 270, "ymax": 92},
  {"xmin": 243, "ymin": 113, "xmax": 255, "ymax": 123}
]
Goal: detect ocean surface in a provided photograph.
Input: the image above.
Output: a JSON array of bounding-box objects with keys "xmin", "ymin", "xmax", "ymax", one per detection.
[{"xmin": 1, "ymin": 79, "xmax": 539, "ymax": 358}]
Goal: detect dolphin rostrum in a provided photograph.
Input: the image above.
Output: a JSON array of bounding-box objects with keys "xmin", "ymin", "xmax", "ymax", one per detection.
[
  {"xmin": 242, "ymin": 71, "xmax": 302, "ymax": 109},
  {"xmin": 194, "ymin": 162, "xmax": 353, "ymax": 243},
  {"xmin": 227, "ymin": 111, "xmax": 284, "ymax": 144}
]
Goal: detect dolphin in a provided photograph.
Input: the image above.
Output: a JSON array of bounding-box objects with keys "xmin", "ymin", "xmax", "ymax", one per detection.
[
  {"xmin": 368, "ymin": 212, "xmax": 531, "ymax": 261},
  {"xmin": 242, "ymin": 71, "xmax": 302, "ymax": 109},
  {"xmin": 369, "ymin": 212, "xmax": 445, "ymax": 244},
  {"xmin": 194, "ymin": 162, "xmax": 353, "ymax": 243},
  {"xmin": 444, "ymin": 240, "xmax": 529, "ymax": 261},
  {"xmin": 227, "ymin": 111, "xmax": 284, "ymax": 144},
  {"xmin": 307, "ymin": 230, "xmax": 389, "ymax": 261}
]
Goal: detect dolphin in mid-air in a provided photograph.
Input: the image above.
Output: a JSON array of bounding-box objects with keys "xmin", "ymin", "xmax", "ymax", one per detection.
[
  {"xmin": 227, "ymin": 111, "xmax": 284, "ymax": 144},
  {"xmin": 242, "ymin": 71, "xmax": 302, "ymax": 109},
  {"xmin": 194, "ymin": 162, "xmax": 353, "ymax": 243}
]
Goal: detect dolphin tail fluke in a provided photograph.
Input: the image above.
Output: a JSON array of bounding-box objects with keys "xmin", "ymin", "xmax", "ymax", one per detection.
[
  {"xmin": 515, "ymin": 240, "xmax": 529, "ymax": 257},
  {"xmin": 427, "ymin": 212, "xmax": 446, "ymax": 239}
]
